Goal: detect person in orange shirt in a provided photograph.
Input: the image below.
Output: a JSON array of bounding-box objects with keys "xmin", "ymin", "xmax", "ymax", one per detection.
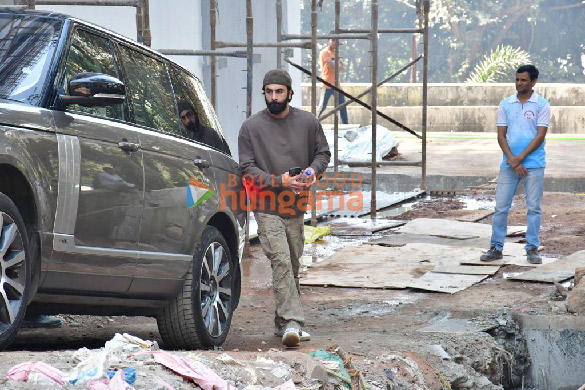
[{"xmin": 317, "ymin": 38, "xmax": 348, "ymax": 124}]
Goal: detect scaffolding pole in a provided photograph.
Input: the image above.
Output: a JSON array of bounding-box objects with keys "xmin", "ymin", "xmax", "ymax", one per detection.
[
  {"xmin": 276, "ymin": 0, "xmax": 283, "ymax": 69},
  {"xmin": 421, "ymin": 0, "xmax": 429, "ymax": 191},
  {"xmin": 333, "ymin": 0, "xmax": 340, "ymax": 172},
  {"xmin": 370, "ymin": 0, "xmax": 378, "ymax": 218},
  {"xmin": 310, "ymin": 0, "xmax": 317, "ymax": 227},
  {"xmin": 210, "ymin": 0, "xmax": 217, "ymax": 109}
]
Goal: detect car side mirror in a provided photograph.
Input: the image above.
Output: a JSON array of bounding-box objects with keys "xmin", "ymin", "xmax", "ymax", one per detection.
[{"xmin": 59, "ymin": 72, "xmax": 126, "ymax": 108}]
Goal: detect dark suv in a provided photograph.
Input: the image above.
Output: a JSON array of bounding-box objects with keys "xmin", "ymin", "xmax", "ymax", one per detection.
[{"xmin": 0, "ymin": 8, "xmax": 245, "ymax": 349}]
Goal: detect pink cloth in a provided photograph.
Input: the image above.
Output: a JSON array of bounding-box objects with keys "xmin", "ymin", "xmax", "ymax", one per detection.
[
  {"xmin": 6, "ymin": 361, "xmax": 66, "ymax": 385},
  {"xmin": 150, "ymin": 350, "xmax": 234, "ymax": 390}
]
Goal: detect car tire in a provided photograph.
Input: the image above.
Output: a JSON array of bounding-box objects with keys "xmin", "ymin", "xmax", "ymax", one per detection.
[
  {"xmin": 157, "ymin": 225, "xmax": 234, "ymax": 349},
  {"xmin": 0, "ymin": 193, "xmax": 31, "ymax": 350}
]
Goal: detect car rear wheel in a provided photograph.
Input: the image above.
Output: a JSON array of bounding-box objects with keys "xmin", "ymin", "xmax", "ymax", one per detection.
[
  {"xmin": 157, "ymin": 225, "xmax": 234, "ymax": 349},
  {"xmin": 0, "ymin": 193, "xmax": 31, "ymax": 350}
]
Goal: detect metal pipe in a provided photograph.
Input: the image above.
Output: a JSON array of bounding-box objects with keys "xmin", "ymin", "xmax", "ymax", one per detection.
[
  {"xmin": 411, "ymin": 34, "xmax": 417, "ymax": 83},
  {"xmin": 157, "ymin": 49, "xmax": 247, "ymax": 58},
  {"xmin": 319, "ymin": 55, "xmax": 422, "ymax": 122},
  {"xmin": 35, "ymin": 0, "xmax": 139, "ymax": 5},
  {"xmin": 137, "ymin": 0, "xmax": 150, "ymax": 46},
  {"xmin": 333, "ymin": 0, "xmax": 340, "ymax": 172},
  {"xmin": 210, "ymin": 0, "xmax": 217, "ymax": 109},
  {"xmin": 276, "ymin": 0, "xmax": 282, "ymax": 69},
  {"xmin": 370, "ymin": 0, "xmax": 378, "ymax": 219},
  {"xmin": 311, "ymin": 0, "xmax": 317, "ymax": 227},
  {"xmin": 421, "ymin": 0, "xmax": 429, "ymax": 191},
  {"xmin": 282, "ymin": 33, "xmax": 370, "ymax": 40},
  {"xmin": 286, "ymin": 58, "xmax": 421, "ymax": 138},
  {"xmin": 246, "ymin": 0, "xmax": 253, "ymax": 118},
  {"xmin": 337, "ymin": 28, "xmax": 423, "ymax": 34},
  {"xmin": 215, "ymin": 41, "xmax": 312, "ymax": 49}
]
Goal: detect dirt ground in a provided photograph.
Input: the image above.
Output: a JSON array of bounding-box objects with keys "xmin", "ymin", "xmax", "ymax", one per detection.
[{"xmin": 2, "ymin": 191, "xmax": 585, "ymax": 389}]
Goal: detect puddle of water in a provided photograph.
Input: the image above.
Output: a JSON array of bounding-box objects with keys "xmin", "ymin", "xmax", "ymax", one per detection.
[{"xmin": 459, "ymin": 196, "xmax": 495, "ymax": 210}]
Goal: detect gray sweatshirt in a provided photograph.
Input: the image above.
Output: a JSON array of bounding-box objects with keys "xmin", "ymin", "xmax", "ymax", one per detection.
[{"xmin": 238, "ymin": 106, "xmax": 331, "ymax": 216}]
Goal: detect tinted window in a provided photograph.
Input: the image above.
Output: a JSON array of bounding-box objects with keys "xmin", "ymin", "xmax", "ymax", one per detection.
[
  {"xmin": 0, "ymin": 14, "xmax": 62, "ymax": 106},
  {"xmin": 64, "ymin": 29, "xmax": 124, "ymax": 119},
  {"xmin": 170, "ymin": 66, "xmax": 230, "ymax": 154},
  {"xmin": 119, "ymin": 46, "xmax": 179, "ymax": 133}
]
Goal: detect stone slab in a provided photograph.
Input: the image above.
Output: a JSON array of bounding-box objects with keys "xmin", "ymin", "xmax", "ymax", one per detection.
[
  {"xmin": 301, "ymin": 243, "xmax": 486, "ymax": 289},
  {"xmin": 432, "ymin": 264, "xmax": 501, "ymax": 275},
  {"xmin": 395, "ymin": 218, "xmax": 526, "ymax": 240},
  {"xmin": 326, "ymin": 218, "xmax": 405, "ymax": 236},
  {"xmin": 508, "ymin": 250, "xmax": 585, "ymax": 283},
  {"xmin": 406, "ymin": 272, "xmax": 488, "ymax": 294}
]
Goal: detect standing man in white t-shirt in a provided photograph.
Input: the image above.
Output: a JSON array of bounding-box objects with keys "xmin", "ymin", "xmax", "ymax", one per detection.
[{"xmin": 481, "ymin": 65, "xmax": 551, "ymax": 264}]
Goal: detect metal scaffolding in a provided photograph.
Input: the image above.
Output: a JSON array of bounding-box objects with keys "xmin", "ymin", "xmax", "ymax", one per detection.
[{"xmin": 23, "ymin": 0, "xmax": 430, "ymax": 222}]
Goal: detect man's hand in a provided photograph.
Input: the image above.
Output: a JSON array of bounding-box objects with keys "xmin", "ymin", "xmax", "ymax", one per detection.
[
  {"xmin": 301, "ymin": 168, "xmax": 316, "ymax": 186},
  {"xmin": 514, "ymin": 163, "xmax": 528, "ymax": 177},
  {"xmin": 282, "ymin": 172, "xmax": 306, "ymax": 192},
  {"xmin": 506, "ymin": 155, "xmax": 522, "ymax": 170}
]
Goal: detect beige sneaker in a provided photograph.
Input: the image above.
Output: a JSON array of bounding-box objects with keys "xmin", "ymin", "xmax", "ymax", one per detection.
[{"xmin": 299, "ymin": 330, "xmax": 311, "ymax": 342}]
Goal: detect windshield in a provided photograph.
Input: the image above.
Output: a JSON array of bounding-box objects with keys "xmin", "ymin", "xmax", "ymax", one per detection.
[{"xmin": 0, "ymin": 13, "xmax": 63, "ymax": 106}]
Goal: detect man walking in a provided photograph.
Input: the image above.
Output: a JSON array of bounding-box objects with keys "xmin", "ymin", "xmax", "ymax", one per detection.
[
  {"xmin": 481, "ymin": 65, "xmax": 550, "ymax": 264},
  {"xmin": 317, "ymin": 38, "xmax": 348, "ymax": 124},
  {"xmin": 239, "ymin": 69, "xmax": 330, "ymax": 347}
]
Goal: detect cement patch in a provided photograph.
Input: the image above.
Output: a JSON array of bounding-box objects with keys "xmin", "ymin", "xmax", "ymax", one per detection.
[{"xmin": 417, "ymin": 318, "xmax": 498, "ymax": 333}]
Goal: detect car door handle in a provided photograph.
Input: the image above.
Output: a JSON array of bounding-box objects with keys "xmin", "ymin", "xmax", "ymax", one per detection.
[
  {"xmin": 118, "ymin": 141, "xmax": 140, "ymax": 152},
  {"xmin": 193, "ymin": 158, "xmax": 210, "ymax": 169}
]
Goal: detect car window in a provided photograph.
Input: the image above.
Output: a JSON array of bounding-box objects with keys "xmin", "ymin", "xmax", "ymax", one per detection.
[
  {"xmin": 0, "ymin": 14, "xmax": 63, "ymax": 106},
  {"xmin": 63, "ymin": 29, "xmax": 125, "ymax": 120},
  {"xmin": 169, "ymin": 66, "xmax": 230, "ymax": 154},
  {"xmin": 119, "ymin": 45, "xmax": 180, "ymax": 133}
]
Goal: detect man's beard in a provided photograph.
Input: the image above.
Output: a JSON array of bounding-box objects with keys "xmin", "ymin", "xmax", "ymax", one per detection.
[
  {"xmin": 186, "ymin": 122, "xmax": 198, "ymax": 133},
  {"xmin": 266, "ymin": 99, "xmax": 288, "ymax": 114}
]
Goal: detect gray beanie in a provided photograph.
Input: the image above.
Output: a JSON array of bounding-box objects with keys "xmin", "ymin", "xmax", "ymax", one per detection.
[{"xmin": 262, "ymin": 69, "xmax": 292, "ymax": 88}]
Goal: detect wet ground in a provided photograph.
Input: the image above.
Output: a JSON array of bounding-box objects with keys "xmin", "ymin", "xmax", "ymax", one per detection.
[{"xmin": 5, "ymin": 191, "xmax": 584, "ymax": 389}]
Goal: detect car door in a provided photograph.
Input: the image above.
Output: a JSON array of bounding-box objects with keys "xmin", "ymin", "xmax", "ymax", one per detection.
[
  {"xmin": 115, "ymin": 44, "xmax": 210, "ymax": 295},
  {"xmin": 47, "ymin": 28, "xmax": 143, "ymax": 294}
]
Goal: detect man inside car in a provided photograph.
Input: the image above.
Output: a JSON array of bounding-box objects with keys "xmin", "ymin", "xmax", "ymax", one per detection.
[{"xmin": 178, "ymin": 100, "xmax": 229, "ymax": 153}]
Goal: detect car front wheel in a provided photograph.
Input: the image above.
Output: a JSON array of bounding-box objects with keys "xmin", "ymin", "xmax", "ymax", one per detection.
[
  {"xmin": 0, "ymin": 193, "xmax": 31, "ymax": 350},
  {"xmin": 158, "ymin": 225, "xmax": 234, "ymax": 349}
]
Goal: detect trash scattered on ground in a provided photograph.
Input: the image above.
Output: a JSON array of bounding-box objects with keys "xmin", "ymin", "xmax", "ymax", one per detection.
[{"xmin": 304, "ymin": 226, "xmax": 330, "ymax": 244}]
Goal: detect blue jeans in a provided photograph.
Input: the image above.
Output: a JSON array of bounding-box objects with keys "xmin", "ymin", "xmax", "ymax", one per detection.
[
  {"xmin": 318, "ymin": 88, "xmax": 348, "ymax": 124},
  {"xmin": 490, "ymin": 166, "xmax": 544, "ymax": 252}
]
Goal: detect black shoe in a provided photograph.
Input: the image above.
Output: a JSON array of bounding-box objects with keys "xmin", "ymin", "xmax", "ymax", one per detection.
[
  {"xmin": 21, "ymin": 314, "xmax": 63, "ymax": 329},
  {"xmin": 526, "ymin": 248, "xmax": 542, "ymax": 264},
  {"xmin": 480, "ymin": 247, "xmax": 503, "ymax": 262}
]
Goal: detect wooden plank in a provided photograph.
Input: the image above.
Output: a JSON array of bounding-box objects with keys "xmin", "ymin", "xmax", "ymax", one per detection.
[
  {"xmin": 406, "ymin": 272, "xmax": 488, "ymax": 294},
  {"xmin": 433, "ymin": 264, "xmax": 500, "ymax": 275}
]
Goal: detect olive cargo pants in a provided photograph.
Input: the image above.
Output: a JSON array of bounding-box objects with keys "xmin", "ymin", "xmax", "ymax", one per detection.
[{"xmin": 255, "ymin": 212, "xmax": 305, "ymax": 332}]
